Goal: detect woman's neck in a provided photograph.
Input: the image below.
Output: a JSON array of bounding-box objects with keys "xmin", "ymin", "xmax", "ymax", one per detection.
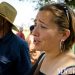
[
  {"xmin": 40, "ymin": 50, "xmax": 70, "ymax": 75},
  {"xmin": 40, "ymin": 49, "xmax": 64, "ymax": 73},
  {"xmin": 45, "ymin": 49, "xmax": 61, "ymax": 60}
]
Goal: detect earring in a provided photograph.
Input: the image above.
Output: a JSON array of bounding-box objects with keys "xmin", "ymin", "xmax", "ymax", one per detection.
[{"xmin": 60, "ymin": 39, "xmax": 64, "ymax": 52}]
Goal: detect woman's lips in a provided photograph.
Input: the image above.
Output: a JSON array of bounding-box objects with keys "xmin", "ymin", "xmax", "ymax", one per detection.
[{"xmin": 34, "ymin": 38, "xmax": 40, "ymax": 45}]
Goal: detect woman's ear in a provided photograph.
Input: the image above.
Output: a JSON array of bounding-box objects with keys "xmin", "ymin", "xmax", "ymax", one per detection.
[{"xmin": 62, "ymin": 29, "xmax": 70, "ymax": 41}]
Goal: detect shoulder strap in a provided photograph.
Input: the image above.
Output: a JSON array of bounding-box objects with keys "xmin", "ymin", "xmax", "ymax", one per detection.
[
  {"xmin": 26, "ymin": 52, "xmax": 45, "ymax": 75},
  {"xmin": 33, "ymin": 52, "xmax": 45, "ymax": 75}
]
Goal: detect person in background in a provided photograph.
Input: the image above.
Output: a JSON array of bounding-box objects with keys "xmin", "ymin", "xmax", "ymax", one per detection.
[
  {"xmin": 16, "ymin": 26, "xmax": 25, "ymax": 40},
  {"xmin": 27, "ymin": 25, "xmax": 41, "ymax": 64},
  {"xmin": 0, "ymin": 2, "xmax": 31, "ymax": 75},
  {"xmin": 28, "ymin": 3, "xmax": 75, "ymax": 75}
]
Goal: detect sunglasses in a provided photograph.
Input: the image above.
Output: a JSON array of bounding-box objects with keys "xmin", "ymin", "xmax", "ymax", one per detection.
[{"xmin": 54, "ymin": 3, "xmax": 72, "ymax": 29}]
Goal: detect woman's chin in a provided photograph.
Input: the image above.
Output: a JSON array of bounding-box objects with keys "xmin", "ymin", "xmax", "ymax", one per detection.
[{"xmin": 35, "ymin": 46, "xmax": 42, "ymax": 51}]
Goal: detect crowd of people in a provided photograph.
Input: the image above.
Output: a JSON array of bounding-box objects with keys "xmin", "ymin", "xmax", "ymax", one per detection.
[{"xmin": 0, "ymin": 1, "xmax": 75, "ymax": 75}]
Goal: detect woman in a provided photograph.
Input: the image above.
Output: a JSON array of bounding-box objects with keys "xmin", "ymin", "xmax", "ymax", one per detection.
[{"xmin": 30, "ymin": 3, "xmax": 75, "ymax": 75}]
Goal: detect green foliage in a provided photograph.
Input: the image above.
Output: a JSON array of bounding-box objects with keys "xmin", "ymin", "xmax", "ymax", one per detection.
[
  {"xmin": 18, "ymin": 0, "xmax": 75, "ymax": 8},
  {"xmin": 32, "ymin": 0, "xmax": 52, "ymax": 10},
  {"xmin": 34, "ymin": 0, "xmax": 75, "ymax": 9},
  {"xmin": 65, "ymin": 0, "xmax": 75, "ymax": 7}
]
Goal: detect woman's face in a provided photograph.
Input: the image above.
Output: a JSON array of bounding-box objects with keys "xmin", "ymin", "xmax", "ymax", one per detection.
[{"xmin": 33, "ymin": 10, "xmax": 63, "ymax": 52}]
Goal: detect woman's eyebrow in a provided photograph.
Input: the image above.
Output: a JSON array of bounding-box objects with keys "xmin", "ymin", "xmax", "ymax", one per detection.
[{"xmin": 34, "ymin": 19, "xmax": 47, "ymax": 25}]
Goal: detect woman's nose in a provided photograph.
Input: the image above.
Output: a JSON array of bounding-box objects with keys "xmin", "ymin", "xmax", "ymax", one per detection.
[{"xmin": 32, "ymin": 26, "xmax": 39, "ymax": 37}]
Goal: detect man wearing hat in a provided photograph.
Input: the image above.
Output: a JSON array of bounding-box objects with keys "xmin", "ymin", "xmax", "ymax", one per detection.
[{"xmin": 0, "ymin": 1, "xmax": 31, "ymax": 75}]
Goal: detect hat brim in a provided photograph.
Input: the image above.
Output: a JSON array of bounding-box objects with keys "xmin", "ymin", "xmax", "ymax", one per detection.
[{"xmin": 0, "ymin": 14, "xmax": 19, "ymax": 31}]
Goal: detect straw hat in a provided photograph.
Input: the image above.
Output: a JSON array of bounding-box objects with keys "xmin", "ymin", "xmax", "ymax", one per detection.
[{"xmin": 0, "ymin": 2, "xmax": 19, "ymax": 31}]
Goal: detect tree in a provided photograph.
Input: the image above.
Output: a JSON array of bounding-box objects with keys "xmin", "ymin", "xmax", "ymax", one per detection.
[
  {"xmin": 31, "ymin": 0, "xmax": 53, "ymax": 10},
  {"xmin": 32, "ymin": 0, "xmax": 75, "ymax": 10},
  {"xmin": 65, "ymin": 0, "xmax": 75, "ymax": 7},
  {"xmin": 18, "ymin": 0, "xmax": 75, "ymax": 8}
]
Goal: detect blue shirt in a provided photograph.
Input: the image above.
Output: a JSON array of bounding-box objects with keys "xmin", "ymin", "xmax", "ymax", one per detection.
[{"xmin": 0, "ymin": 31, "xmax": 31, "ymax": 75}]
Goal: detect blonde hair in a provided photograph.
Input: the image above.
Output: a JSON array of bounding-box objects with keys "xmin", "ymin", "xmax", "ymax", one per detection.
[{"xmin": 39, "ymin": 3, "xmax": 75, "ymax": 51}]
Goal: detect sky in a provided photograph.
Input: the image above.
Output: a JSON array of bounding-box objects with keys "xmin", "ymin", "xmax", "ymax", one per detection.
[
  {"xmin": 0, "ymin": 0, "xmax": 64, "ymax": 28},
  {"xmin": 0, "ymin": 0, "xmax": 38, "ymax": 28}
]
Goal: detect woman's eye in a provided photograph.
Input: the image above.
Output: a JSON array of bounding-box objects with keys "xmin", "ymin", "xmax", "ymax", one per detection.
[{"xmin": 41, "ymin": 25, "xmax": 47, "ymax": 29}]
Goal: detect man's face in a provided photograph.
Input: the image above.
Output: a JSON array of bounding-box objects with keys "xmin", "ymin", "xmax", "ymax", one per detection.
[
  {"xmin": 0, "ymin": 15, "xmax": 12, "ymax": 32},
  {"xmin": 0, "ymin": 15, "xmax": 4, "ymax": 30}
]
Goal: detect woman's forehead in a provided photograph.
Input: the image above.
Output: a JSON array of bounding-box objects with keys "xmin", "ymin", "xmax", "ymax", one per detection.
[
  {"xmin": 35, "ymin": 11, "xmax": 55, "ymax": 24},
  {"xmin": 37, "ymin": 10, "xmax": 53, "ymax": 17}
]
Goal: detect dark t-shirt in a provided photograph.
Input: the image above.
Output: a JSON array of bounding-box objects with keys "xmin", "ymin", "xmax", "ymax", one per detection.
[
  {"xmin": 17, "ymin": 32, "xmax": 25, "ymax": 40},
  {"xmin": 0, "ymin": 31, "xmax": 31, "ymax": 75}
]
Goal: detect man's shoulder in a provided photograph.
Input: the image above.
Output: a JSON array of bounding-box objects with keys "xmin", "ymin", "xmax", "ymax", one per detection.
[{"xmin": 12, "ymin": 33, "xmax": 27, "ymax": 45}]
